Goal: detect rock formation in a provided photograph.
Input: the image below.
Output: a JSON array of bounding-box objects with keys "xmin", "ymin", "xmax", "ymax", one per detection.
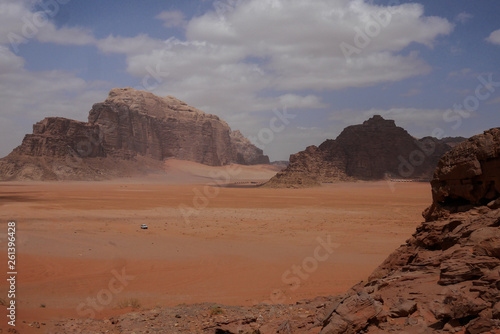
[
  {"xmin": 265, "ymin": 143, "xmax": 352, "ymax": 188},
  {"xmin": 230, "ymin": 130, "xmax": 270, "ymax": 165},
  {"xmin": 424, "ymin": 128, "xmax": 500, "ymax": 221},
  {"xmin": 265, "ymin": 115, "xmax": 461, "ymax": 187},
  {"xmin": 0, "ymin": 88, "xmax": 269, "ymax": 180},
  {"xmin": 12, "ymin": 117, "xmax": 105, "ymax": 158},
  {"xmin": 320, "ymin": 126, "xmax": 500, "ymax": 334}
]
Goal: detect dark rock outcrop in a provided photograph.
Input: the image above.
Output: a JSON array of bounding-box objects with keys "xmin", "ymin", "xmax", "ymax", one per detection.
[
  {"xmin": 425, "ymin": 128, "xmax": 500, "ymax": 221},
  {"xmin": 265, "ymin": 115, "xmax": 460, "ymax": 187},
  {"xmin": 0, "ymin": 88, "xmax": 269, "ymax": 180},
  {"xmin": 13, "ymin": 117, "xmax": 105, "ymax": 158}
]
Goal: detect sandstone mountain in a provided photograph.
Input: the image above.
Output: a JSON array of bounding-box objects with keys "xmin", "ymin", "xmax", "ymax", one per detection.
[
  {"xmin": 265, "ymin": 115, "xmax": 462, "ymax": 187},
  {"xmin": 0, "ymin": 88, "xmax": 269, "ymax": 181},
  {"xmin": 48, "ymin": 127, "xmax": 500, "ymax": 333}
]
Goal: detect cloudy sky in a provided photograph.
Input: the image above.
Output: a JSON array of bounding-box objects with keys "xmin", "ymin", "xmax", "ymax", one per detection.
[{"xmin": 0, "ymin": 0, "xmax": 499, "ymax": 160}]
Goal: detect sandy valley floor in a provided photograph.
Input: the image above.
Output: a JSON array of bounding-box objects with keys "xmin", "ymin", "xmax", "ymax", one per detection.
[{"xmin": 0, "ymin": 161, "xmax": 432, "ymax": 332}]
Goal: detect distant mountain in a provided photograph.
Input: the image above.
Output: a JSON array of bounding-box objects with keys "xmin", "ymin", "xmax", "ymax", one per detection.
[
  {"xmin": 0, "ymin": 88, "xmax": 269, "ymax": 181},
  {"xmin": 265, "ymin": 115, "xmax": 465, "ymax": 187}
]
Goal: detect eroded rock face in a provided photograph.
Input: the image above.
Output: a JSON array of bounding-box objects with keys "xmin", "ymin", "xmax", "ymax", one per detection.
[
  {"xmin": 0, "ymin": 88, "xmax": 269, "ymax": 180},
  {"xmin": 88, "ymin": 88, "xmax": 239, "ymax": 165},
  {"xmin": 229, "ymin": 130, "xmax": 270, "ymax": 165},
  {"xmin": 13, "ymin": 117, "xmax": 105, "ymax": 158},
  {"xmin": 425, "ymin": 127, "xmax": 500, "ymax": 221},
  {"xmin": 320, "ymin": 127, "xmax": 500, "ymax": 334},
  {"xmin": 265, "ymin": 115, "xmax": 457, "ymax": 187},
  {"xmin": 264, "ymin": 143, "xmax": 351, "ymax": 188},
  {"xmin": 319, "ymin": 208, "xmax": 500, "ymax": 334}
]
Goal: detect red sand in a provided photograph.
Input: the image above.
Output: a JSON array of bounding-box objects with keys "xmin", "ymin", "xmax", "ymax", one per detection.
[{"xmin": 0, "ymin": 161, "xmax": 431, "ymax": 332}]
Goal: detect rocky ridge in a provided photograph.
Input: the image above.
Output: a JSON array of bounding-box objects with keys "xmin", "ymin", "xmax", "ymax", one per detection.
[
  {"xmin": 0, "ymin": 88, "xmax": 269, "ymax": 180},
  {"xmin": 265, "ymin": 115, "xmax": 461, "ymax": 188}
]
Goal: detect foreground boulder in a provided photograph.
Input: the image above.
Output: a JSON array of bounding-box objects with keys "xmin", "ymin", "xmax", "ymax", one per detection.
[
  {"xmin": 425, "ymin": 128, "xmax": 500, "ymax": 221},
  {"xmin": 0, "ymin": 88, "xmax": 269, "ymax": 180},
  {"xmin": 265, "ymin": 115, "xmax": 462, "ymax": 187}
]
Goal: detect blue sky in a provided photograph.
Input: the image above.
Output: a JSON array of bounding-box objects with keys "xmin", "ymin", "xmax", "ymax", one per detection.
[{"xmin": 0, "ymin": 0, "xmax": 499, "ymax": 161}]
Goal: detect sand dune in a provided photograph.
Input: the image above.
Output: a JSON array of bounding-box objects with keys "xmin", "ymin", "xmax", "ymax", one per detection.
[
  {"xmin": 0, "ymin": 163, "xmax": 430, "ymax": 332},
  {"xmin": 162, "ymin": 159, "xmax": 282, "ymax": 184}
]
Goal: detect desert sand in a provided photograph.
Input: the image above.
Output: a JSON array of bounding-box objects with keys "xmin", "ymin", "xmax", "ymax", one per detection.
[{"xmin": 0, "ymin": 160, "xmax": 431, "ymax": 332}]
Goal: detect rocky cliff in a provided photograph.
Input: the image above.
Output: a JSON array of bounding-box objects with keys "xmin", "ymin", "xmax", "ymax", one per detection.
[
  {"xmin": 230, "ymin": 130, "xmax": 270, "ymax": 165},
  {"xmin": 424, "ymin": 128, "xmax": 500, "ymax": 221},
  {"xmin": 0, "ymin": 88, "xmax": 269, "ymax": 180},
  {"xmin": 265, "ymin": 115, "xmax": 461, "ymax": 187}
]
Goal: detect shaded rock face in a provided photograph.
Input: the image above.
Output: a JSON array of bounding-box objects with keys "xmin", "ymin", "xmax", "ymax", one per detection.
[
  {"xmin": 229, "ymin": 130, "xmax": 270, "ymax": 165},
  {"xmin": 13, "ymin": 117, "xmax": 105, "ymax": 158},
  {"xmin": 425, "ymin": 128, "xmax": 500, "ymax": 221},
  {"xmin": 320, "ymin": 127, "xmax": 500, "ymax": 334},
  {"xmin": 88, "ymin": 88, "xmax": 238, "ymax": 166},
  {"xmin": 336, "ymin": 116, "xmax": 452, "ymax": 180},
  {"xmin": 265, "ymin": 115, "xmax": 457, "ymax": 187},
  {"xmin": 0, "ymin": 88, "xmax": 269, "ymax": 180},
  {"xmin": 265, "ymin": 144, "xmax": 351, "ymax": 188}
]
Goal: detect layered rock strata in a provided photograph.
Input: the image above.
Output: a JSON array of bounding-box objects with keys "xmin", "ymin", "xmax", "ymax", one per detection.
[{"xmin": 0, "ymin": 88, "xmax": 269, "ymax": 180}]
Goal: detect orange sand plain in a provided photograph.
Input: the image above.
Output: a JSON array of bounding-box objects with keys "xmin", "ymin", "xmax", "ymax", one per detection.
[{"xmin": 0, "ymin": 160, "xmax": 431, "ymax": 331}]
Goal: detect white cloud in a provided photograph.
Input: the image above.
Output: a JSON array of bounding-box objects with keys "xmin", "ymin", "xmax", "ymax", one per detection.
[
  {"xmin": 277, "ymin": 94, "xmax": 327, "ymax": 109},
  {"xmin": 0, "ymin": 0, "xmax": 95, "ymax": 51},
  {"xmin": 37, "ymin": 25, "xmax": 95, "ymax": 45},
  {"xmin": 96, "ymin": 34, "xmax": 164, "ymax": 55},
  {"xmin": 102, "ymin": 0, "xmax": 453, "ymax": 94},
  {"xmin": 156, "ymin": 10, "xmax": 187, "ymax": 28},
  {"xmin": 0, "ymin": 0, "xmax": 456, "ymax": 160},
  {"xmin": 448, "ymin": 68, "xmax": 472, "ymax": 77},
  {"xmin": 0, "ymin": 46, "xmax": 110, "ymax": 158},
  {"xmin": 0, "ymin": 1, "xmax": 35, "ymax": 45},
  {"xmin": 0, "ymin": 45, "xmax": 24, "ymax": 72},
  {"xmin": 94, "ymin": 0, "xmax": 452, "ymax": 141},
  {"xmin": 455, "ymin": 12, "xmax": 473, "ymax": 24},
  {"xmin": 486, "ymin": 29, "xmax": 500, "ymax": 45}
]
